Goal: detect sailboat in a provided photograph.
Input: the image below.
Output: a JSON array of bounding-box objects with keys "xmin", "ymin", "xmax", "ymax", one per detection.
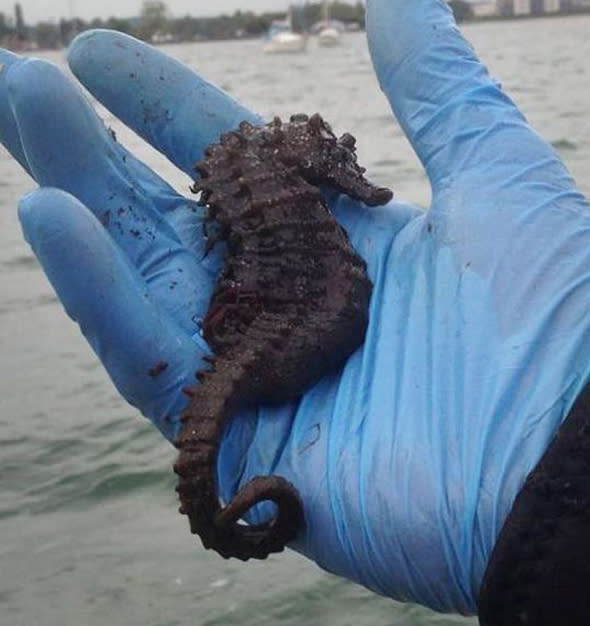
[
  {"xmin": 317, "ymin": 1, "xmax": 342, "ymax": 47},
  {"xmin": 263, "ymin": 5, "xmax": 308, "ymax": 54}
]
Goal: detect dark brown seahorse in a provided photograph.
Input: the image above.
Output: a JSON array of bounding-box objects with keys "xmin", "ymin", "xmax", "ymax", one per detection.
[{"xmin": 174, "ymin": 113, "xmax": 393, "ymax": 561}]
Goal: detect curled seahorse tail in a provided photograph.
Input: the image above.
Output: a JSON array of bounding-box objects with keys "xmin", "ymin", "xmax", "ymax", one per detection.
[
  {"xmin": 214, "ymin": 475, "xmax": 304, "ymax": 561},
  {"xmin": 175, "ymin": 351, "xmax": 304, "ymax": 560}
]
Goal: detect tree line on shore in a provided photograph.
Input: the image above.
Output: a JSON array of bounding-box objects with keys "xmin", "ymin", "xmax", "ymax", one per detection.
[
  {"xmin": 0, "ymin": 1, "xmax": 367, "ymax": 50},
  {"xmin": 3, "ymin": 1, "xmax": 578, "ymax": 51}
]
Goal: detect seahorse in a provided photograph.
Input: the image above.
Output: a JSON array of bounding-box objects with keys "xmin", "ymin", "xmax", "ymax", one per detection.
[{"xmin": 174, "ymin": 113, "xmax": 393, "ymax": 561}]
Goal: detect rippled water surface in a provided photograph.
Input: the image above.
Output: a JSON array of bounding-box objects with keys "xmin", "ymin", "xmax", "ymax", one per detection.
[{"xmin": 1, "ymin": 15, "xmax": 589, "ymax": 626}]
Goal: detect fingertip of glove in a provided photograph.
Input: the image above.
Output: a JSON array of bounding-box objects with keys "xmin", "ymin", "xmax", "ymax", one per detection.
[
  {"xmin": 5, "ymin": 57, "xmax": 64, "ymax": 104},
  {"xmin": 0, "ymin": 48, "xmax": 20, "ymax": 69},
  {"xmin": 17, "ymin": 190, "xmax": 39, "ymax": 246},
  {"xmin": 69, "ymin": 29, "xmax": 113, "ymax": 69},
  {"xmin": 366, "ymin": 0, "xmax": 456, "ymax": 88},
  {"xmin": 18, "ymin": 188, "xmax": 87, "ymax": 248},
  {"xmin": 68, "ymin": 27, "xmax": 105, "ymax": 50},
  {"xmin": 68, "ymin": 29, "xmax": 145, "ymax": 78},
  {"xmin": 20, "ymin": 187, "xmax": 77, "ymax": 209}
]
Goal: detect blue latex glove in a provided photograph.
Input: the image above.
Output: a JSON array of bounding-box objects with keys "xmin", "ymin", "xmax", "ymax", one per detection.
[{"xmin": 2, "ymin": 0, "xmax": 590, "ymax": 616}]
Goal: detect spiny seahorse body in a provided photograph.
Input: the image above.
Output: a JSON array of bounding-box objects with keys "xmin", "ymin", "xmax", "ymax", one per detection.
[{"xmin": 174, "ymin": 113, "xmax": 393, "ymax": 561}]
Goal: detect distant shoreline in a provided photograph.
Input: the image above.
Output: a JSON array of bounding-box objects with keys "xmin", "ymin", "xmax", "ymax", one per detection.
[
  {"xmin": 2, "ymin": 5, "xmax": 589, "ymax": 53},
  {"xmin": 464, "ymin": 8, "xmax": 590, "ymax": 24}
]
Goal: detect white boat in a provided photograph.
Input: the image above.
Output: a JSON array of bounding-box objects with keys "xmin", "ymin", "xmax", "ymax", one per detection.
[
  {"xmin": 318, "ymin": 26, "xmax": 341, "ymax": 47},
  {"xmin": 316, "ymin": 2, "xmax": 343, "ymax": 47},
  {"xmin": 263, "ymin": 28, "xmax": 307, "ymax": 54},
  {"xmin": 263, "ymin": 8, "xmax": 307, "ymax": 54}
]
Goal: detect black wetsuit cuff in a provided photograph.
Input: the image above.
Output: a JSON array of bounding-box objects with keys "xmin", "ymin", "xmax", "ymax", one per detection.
[{"xmin": 479, "ymin": 384, "xmax": 590, "ymax": 625}]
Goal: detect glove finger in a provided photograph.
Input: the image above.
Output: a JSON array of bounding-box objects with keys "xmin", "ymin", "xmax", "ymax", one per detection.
[
  {"xmin": 0, "ymin": 49, "xmax": 30, "ymax": 173},
  {"xmin": 68, "ymin": 29, "xmax": 262, "ymax": 179},
  {"xmin": 18, "ymin": 187, "xmax": 207, "ymax": 442},
  {"xmin": 1, "ymin": 51, "xmax": 199, "ymax": 227},
  {"xmin": 7, "ymin": 57, "xmax": 181, "ymax": 228},
  {"xmin": 7, "ymin": 58, "xmax": 220, "ymax": 333},
  {"xmin": 366, "ymin": 0, "xmax": 579, "ymax": 197}
]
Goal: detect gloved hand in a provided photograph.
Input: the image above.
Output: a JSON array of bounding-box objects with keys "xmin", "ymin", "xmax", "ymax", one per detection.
[{"xmin": 2, "ymin": 0, "xmax": 589, "ymax": 617}]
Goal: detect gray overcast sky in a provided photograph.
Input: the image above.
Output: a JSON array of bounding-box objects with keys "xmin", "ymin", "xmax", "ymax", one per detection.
[{"xmin": 0, "ymin": 1, "xmax": 346, "ymax": 24}]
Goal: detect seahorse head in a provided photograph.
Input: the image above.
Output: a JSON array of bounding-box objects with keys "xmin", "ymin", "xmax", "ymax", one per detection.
[
  {"xmin": 274, "ymin": 113, "xmax": 393, "ymax": 207},
  {"xmin": 193, "ymin": 114, "xmax": 393, "ymax": 213}
]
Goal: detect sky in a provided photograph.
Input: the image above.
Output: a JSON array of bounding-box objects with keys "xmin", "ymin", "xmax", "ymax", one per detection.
[{"xmin": 0, "ymin": 0, "xmax": 340, "ymax": 24}]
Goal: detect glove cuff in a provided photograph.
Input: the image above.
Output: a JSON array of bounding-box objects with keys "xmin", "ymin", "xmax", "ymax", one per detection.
[{"xmin": 478, "ymin": 384, "xmax": 590, "ymax": 625}]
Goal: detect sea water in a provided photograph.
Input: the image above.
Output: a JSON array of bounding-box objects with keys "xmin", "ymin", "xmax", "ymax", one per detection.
[{"xmin": 1, "ymin": 15, "xmax": 589, "ymax": 626}]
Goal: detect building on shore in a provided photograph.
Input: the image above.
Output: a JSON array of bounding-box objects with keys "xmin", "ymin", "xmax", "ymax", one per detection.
[
  {"xmin": 471, "ymin": 2, "xmax": 500, "ymax": 17},
  {"xmin": 497, "ymin": 0, "xmax": 563, "ymax": 14},
  {"xmin": 514, "ymin": 0, "xmax": 532, "ymax": 13},
  {"xmin": 533, "ymin": 0, "xmax": 561, "ymax": 12},
  {"xmin": 476, "ymin": 0, "xmax": 590, "ymax": 15}
]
